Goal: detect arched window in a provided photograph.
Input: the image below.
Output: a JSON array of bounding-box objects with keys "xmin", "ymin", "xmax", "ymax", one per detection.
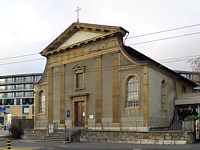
[
  {"xmin": 126, "ymin": 76, "xmax": 139, "ymax": 107},
  {"xmin": 161, "ymin": 80, "xmax": 166, "ymax": 111},
  {"xmin": 39, "ymin": 91, "xmax": 45, "ymax": 113},
  {"xmin": 181, "ymin": 85, "xmax": 186, "ymax": 93}
]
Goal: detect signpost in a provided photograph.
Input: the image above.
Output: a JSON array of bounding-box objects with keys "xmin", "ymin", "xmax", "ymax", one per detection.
[{"xmin": 66, "ymin": 110, "xmax": 70, "ymax": 118}]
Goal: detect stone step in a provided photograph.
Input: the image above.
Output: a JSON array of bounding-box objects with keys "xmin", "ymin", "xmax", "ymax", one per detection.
[
  {"xmin": 45, "ymin": 129, "xmax": 80, "ymax": 142},
  {"xmin": 46, "ymin": 136, "xmax": 66, "ymax": 139},
  {"xmin": 46, "ymin": 134, "xmax": 68, "ymax": 142},
  {"xmin": 48, "ymin": 138, "xmax": 65, "ymax": 140},
  {"xmin": 46, "ymin": 135, "xmax": 66, "ymax": 139},
  {"xmin": 45, "ymin": 138, "xmax": 67, "ymax": 142}
]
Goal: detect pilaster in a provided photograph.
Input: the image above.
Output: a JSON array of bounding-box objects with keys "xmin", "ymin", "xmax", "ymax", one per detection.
[
  {"xmin": 143, "ymin": 66, "xmax": 149, "ymax": 125},
  {"xmin": 95, "ymin": 56, "xmax": 102, "ymax": 127},
  {"xmin": 34, "ymin": 86, "xmax": 37, "ymax": 128},
  {"xmin": 48, "ymin": 67, "xmax": 53, "ymax": 123},
  {"xmin": 112, "ymin": 52, "xmax": 121, "ymax": 125},
  {"xmin": 60, "ymin": 65, "xmax": 65, "ymax": 124}
]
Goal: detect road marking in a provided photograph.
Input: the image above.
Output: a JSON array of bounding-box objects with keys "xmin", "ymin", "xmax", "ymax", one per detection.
[
  {"xmin": 36, "ymin": 147, "xmax": 54, "ymax": 150},
  {"xmin": 60, "ymin": 145, "xmax": 69, "ymax": 147}
]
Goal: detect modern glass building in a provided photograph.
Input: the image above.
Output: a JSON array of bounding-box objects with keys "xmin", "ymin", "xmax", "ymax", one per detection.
[{"xmin": 0, "ymin": 73, "xmax": 42, "ymax": 125}]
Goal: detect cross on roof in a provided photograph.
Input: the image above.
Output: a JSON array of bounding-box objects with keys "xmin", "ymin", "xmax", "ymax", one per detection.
[{"xmin": 75, "ymin": 7, "xmax": 81, "ymax": 23}]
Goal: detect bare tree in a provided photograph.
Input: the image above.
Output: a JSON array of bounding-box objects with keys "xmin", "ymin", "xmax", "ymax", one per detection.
[{"xmin": 189, "ymin": 57, "xmax": 200, "ymax": 71}]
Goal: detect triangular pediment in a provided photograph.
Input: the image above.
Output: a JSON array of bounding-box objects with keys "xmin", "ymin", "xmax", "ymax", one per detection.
[
  {"xmin": 58, "ymin": 31, "xmax": 103, "ymax": 49},
  {"xmin": 72, "ymin": 64, "xmax": 86, "ymax": 71},
  {"xmin": 40, "ymin": 22, "xmax": 128, "ymax": 56}
]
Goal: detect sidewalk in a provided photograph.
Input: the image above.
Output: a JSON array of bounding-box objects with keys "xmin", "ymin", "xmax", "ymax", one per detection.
[
  {"xmin": 0, "ymin": 130, "xmax": 9, "ymax": 137},
  {"xmin": 0, "ymin": 148, "xmax": 38, "ymax": 150}
]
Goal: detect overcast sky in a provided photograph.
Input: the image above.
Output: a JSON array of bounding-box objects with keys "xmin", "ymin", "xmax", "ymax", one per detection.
[{"xmin": 0, "ymin": 0, "xmax": 200, "ymax": 75}]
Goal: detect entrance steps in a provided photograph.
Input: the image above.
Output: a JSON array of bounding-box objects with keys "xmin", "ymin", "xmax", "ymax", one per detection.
[
  {"xmin": 45, "ymin": 129, "xmax": 81, "ymax": 142},
  {"xmin": 46, "ymin": 131, "xmax": 66, "ymax": 142}
]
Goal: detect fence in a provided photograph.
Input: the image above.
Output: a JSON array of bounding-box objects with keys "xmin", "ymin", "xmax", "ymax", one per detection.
[
  {"xmin": 35, "ymin": 120, "xmax": 183, "ymax": 132},
  {"xmin": 87, "ymin": 120, "xmax": 183, "ymax": 131}
]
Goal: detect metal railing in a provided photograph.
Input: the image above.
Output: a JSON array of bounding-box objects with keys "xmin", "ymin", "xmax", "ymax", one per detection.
[
  {"xmin": 35, "ymin": 120, "xmax": 183, "ymax": 132},
  {"xmin": 87, "ymin": 120, "xmax": 183, "ymax": 131}
]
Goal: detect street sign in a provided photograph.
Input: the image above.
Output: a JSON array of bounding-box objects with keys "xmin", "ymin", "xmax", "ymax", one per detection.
[
  {"xmin": 66, "ymin": 110, "xmax": 70, "ymax": 118},
  {"xmin": 0, "ymin": 107, "xmax": 5, "ymax": 112}
]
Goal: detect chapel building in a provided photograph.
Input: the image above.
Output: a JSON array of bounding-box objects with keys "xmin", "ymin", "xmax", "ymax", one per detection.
[{"xmin": 34, "ymin": 22, "xmax": 197, "ymax": 131}]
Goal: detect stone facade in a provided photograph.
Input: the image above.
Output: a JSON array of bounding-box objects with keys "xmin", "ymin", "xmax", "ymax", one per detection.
[
  {"xmin": 34, "ymin": 22, "xmax": 197, "ymax": 131},
  {"xmin": 80, "ymin": 130, "xmax": 194, "ymax": 144},
  {"xmin": 23, "ymin": 128, "xmax": 194, "ymax": 145},
  {"xmin": 24, "ymin": 129, "xmax": 47, "ymax": 140}
]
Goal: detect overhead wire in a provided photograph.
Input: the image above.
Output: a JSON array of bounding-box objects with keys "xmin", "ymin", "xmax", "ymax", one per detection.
[
  {"xmin": 0, "ymin": 47, "xmax": 199, "ymax": 66},
  {"xmin": 0, "ymin": 24, "xmax": 200, "ymax": 67},
  {"xmin": 129, "ymin": 31, "xmax": 200, "ymax": 45},
  {"xmin": 126, "ymin": 23, "xmax": 200, "ymax": 39},
  {"xmin": 0, "ymin": 23, "xmax": 197, "ymax": 60},
  {"xmin": 1, "ymin": 23, "xmax": 200, "ymax": 61},
  {"xmin": 0, "ymin": 58, "xmax": 45, "ymax": 66},
  {"xmin": 3, "ymin": 52, "xmax": 197, "ymax": 78},
  {"xmin": 0, "ymin": 51, "xmax": 199, "ymax": 77},
  {"xmin": 0, "ymin": 53, "xmax": 39, "ymax": 60}
]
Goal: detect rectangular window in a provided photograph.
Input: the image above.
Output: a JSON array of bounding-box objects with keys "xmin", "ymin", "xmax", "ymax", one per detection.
[
  {"xmin": 0, "ymin": 99, "xmax": 2, "ymax": 105},
  {"xmin": 15, "ymin": 84, "xmax": 23, "ymax": 90},
  {"xmin": 33, "ymin": 76, "xmax": 41, "ymax": 82},
  {"xmin": 16, "ymin": 99, "xmax": 21, "ymax": 105},
  {"xmin": 24, "ymin": 91, "xmax": 33, "ymax": 97},
  {"xmin": 4, "ymin": 106, "xmax": 10, "ymax": 114},
  {"xmin": 0, "ymin": 86, "xmax": 6, "ymax": 91},
  {"xmin": 23, "ymin": 106, "xmax": 29, "ymax": 115},
  {"xmin": 4, "ymin": 99, "xmax": 14, "ymax": 105},
  {"xmin": 0, "ymin": 93, "xmax": 5, "ymax": 98},
  {"xmin": 6, "ymin": 85, "xmax": 14, "ymax": 91},
  {"xmin": 10, "ymin": 99, "xmax": 14, "ymax": 105},
  {"xmin": 24, "ymin": 84, "xmax": 33, "ymax": 90},
  {"xmin": 7, "ymin": 92, "xmax": 13, "ymax": 98},
  {"xmin": 27, "ymin": 98, "xmax": 34, "ymax": 104},
  {"xmin": 22, "ymin": 98, "xmax": 28, "ymax": 105},
  {"xmin": 76, "ymin": 73, "xmax": 83, "ymax": 89},
  {"xmin": 4, "ymin": 99, "xmax": 7, "ymax": 105},
  {"xmin": 6, "ymin": 78, "xmax": 13, "ymax": 83},
  {"xmin": 25, "ymin": 76, "xmax": 33, "ymax": 82},
  {"xmin": 0, "ymin": 78, "xmax": 6, "ymax": 84},
  {"xmin": 15, "ymin": 92, "xmax": 22, "ymax": 97},
  {"xmin": 15, "ymin": 77, "xmax": 24, "ymax": 83}
]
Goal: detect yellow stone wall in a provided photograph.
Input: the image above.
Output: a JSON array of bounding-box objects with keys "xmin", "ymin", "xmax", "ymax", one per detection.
[{"xmin": 10, "ymin": 106, "xmax": 22, "ymax": 117}]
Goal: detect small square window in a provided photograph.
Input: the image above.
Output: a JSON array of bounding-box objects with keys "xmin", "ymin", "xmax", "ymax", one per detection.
[
  {"xmin": 4, "ymin": 106, "xmax": 10, "ymax": 114},
  {"xmin": 23, "ymin": 106, "xmax": 29, "ymax": 115}
]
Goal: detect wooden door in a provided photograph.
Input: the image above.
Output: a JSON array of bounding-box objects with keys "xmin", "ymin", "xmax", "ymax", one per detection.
[{"xmin": 74, "ymin": 101, "xmax": 85, "ymax": 127}]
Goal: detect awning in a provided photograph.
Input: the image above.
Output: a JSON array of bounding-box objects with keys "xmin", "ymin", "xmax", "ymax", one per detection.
[{"xmin": 175, "ymin": 97, "xmax": 200, "ymax": 105}]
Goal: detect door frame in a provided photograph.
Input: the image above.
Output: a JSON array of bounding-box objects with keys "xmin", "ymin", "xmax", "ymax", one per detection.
[{"xmin": 71, "ymin": 95, "xmax": 88, "ymax": 128}]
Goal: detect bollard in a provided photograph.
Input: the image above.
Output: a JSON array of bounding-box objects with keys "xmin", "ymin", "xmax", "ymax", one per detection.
[{"xmin": 7, "ymin": 140, "xmax": 11, "ymax": 149}]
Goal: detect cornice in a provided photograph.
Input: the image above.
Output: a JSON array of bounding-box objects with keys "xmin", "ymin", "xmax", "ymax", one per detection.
[{"xmin": 40, "ymin": 22, "xmax": 128, "ymax": 57}]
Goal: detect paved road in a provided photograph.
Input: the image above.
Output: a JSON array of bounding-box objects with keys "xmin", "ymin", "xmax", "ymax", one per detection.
[{"xmin": 1, "ymin": 140, "xmax": 200, "ymax": 150}]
